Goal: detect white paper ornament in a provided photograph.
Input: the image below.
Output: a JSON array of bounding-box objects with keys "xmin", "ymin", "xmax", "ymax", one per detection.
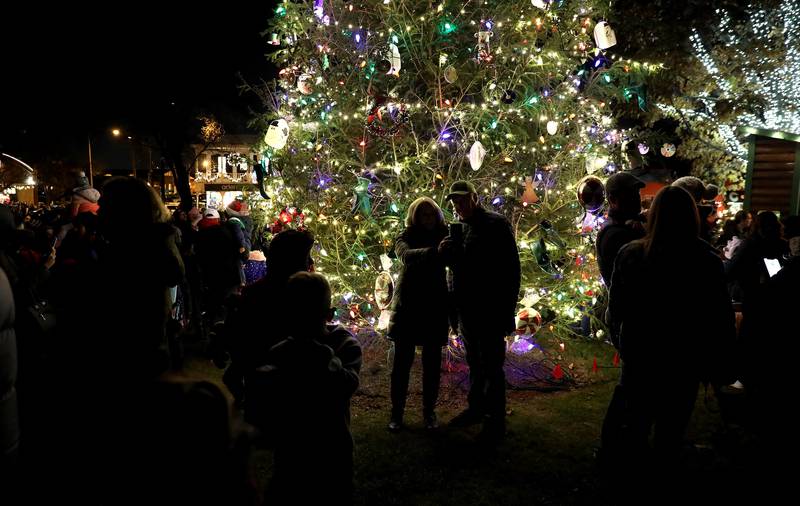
[
  {"xmin": 468, "ymin": 141, "xmax": 487, "ymax": 171},
  {"xmin": 387, "ymin": 43, "xmax": 402, "ymax": 76},
  {"xmin": 546, "ymin": 120, "xmax": 559, "ymax": 135},
  {"xmin": 593, "ymin": 21, "xmax": 617, "ymax": 50},
  {"xmin": 660, "ymin": 143, "xmax": 676, "ymax": 157},
  {"xmin": 444, "ymin": 65, "xmax": 458, "ymax": 83},
  {"xmin": 296, "ymin": 74, "xmax": 313, "ymax": 95},
  {"xmin": 264, "ymin": 119, "xmax": 289, "ymax": 150},
  {"xmin": 531, "ymin": 0, "xmax": 549, "ymax": 9}
]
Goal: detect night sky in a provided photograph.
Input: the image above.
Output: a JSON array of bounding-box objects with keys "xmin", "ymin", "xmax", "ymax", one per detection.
[{"xmin": 1, "ymin": 2, "xmax": 278, "ymax": 170}]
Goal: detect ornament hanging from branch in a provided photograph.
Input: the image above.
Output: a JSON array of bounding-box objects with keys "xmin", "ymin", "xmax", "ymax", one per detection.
[
  {"xmin": 474, "ymin": 30, "xmax": 494, "ymax": 63},
  {"xmin": 520, "ymin": 176, "xmax": 540, "ymax": 205},
  {"xmin": 351, "ymin": 177, "xmax": 372, "ymax": 216},
  {"xmin": 576, "ymin": 175, "xmax": 605, "ymax": 213},
  {"xmin": 296, "ymin": 73, "xmax": 314, "ymax": 95},
  {"xmin": 444, "ymin": 65, "xmax": 458, "ymax": 83},
  {"xmin": 468, "ymin": 141, "xmax": 487, "ymax": 170},
  {"xmin": 660, "ymin": 143, "xmax": 677, "ymax": 157},
  {"xmin": 264, "ymin": 119, "xmax": 289, "ymax": 150},
  {"xmin": 593, "ymin": 21, "xmax": 617, "ymax": 50},
  {"xmin": 366, "ymin": 101, "xmax": 410, "ymax": 138},
  {"xmin": 546, "ymin": 120, "xmax": 559, "ymax": 135}
]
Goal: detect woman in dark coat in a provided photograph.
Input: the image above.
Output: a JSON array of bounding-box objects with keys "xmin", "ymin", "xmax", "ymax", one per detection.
[
  {"xmin": 388, "ymin": 197, "xmax": 449, "ymax": 431},
  {"xmin": 606, "ymin": 186, "xmax": 736, "ymax": 461}
]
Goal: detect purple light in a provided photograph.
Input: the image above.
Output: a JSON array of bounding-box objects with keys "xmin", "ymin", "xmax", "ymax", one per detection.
[
  {"xmin": 484, "ymin": 19, "xmax": 494, "ymax": 30},
  {"xmin": 492, "ymin": 197, "xmax": 502, "ymax": 205},
  {"xmin": 442, "ymin": 132, "xmax": 451, "ymax": 139}
]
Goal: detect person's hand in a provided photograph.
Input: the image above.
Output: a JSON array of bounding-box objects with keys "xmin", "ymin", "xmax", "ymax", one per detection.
[
  {"xmin": 438, "ymin": 237, "xmax": 455, "ymax": 256},
  {"xmin": 44, "ymin": 248, "xmax": 56, "ymax": 270}
]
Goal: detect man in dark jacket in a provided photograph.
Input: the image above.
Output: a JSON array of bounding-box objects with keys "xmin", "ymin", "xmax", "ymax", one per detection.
[
  {"xmin": 596, "ymin": 172, "xmax": 646, "ymax": 287},
  {"xmin": 441, "ymin": 181, "xmax": 520, "ymax": 440},
  {"xmin": 594, "ymin": 172, "xmax": 645, "ymax": 461}
]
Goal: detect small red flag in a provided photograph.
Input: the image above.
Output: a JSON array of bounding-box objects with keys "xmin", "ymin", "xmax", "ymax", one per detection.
[
  {"xmin": 592, "ymin": 357, "xmax": 598, "ymax": 373},
  {"xmin": 612, "ymin": 352, "xmax": 620, "ymax": 367},
  {"xmin": 553, "ymin": 364, "xmax": 564, "ymax": 380}
]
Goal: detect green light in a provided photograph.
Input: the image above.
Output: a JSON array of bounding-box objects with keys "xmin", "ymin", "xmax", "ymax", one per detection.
[
  {"xmin": 275, "ymin": 5, "xmax": 287, "ymax": 16},
  {"xmin": 527, "ymin": 96, "xmax": 540, "ymax": 105},
  {"xmin": 390, "ymin": 202, "xmax": 399, "ymax": 213},
  {"xmin": 357, "ymin": 253, "xmax": 366, "ymax": 261},
  {"xmin": 437, "ymin": 18, "xmax": 457, "ymax": 35},
  {"xmin": 603, "ymin": 74, "xmax": 612, "ymax": 83},
  {"xmin": 490, "ymin": 119, "xmax": 498, "ymax": 129}
]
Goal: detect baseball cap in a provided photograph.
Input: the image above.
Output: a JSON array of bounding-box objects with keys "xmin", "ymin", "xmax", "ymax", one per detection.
[
  {"xmin": 605, "ymin": 172, "xmax": 645, "ymax": 198},
  {"xmin": 445, "ymin": 180, "xmax": 478, "ymax": 200}
]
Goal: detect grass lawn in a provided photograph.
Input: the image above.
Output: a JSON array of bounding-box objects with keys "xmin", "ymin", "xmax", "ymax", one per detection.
[{"xmin": 183, "ymin": 336, "xmax": 760, "ymax": 505}]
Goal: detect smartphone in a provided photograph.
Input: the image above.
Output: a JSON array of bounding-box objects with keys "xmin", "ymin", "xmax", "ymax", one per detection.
[
  {"xmin": 449, "ymin": 222, "xmax": 463, "ymax": 244},
  {"xmin": 764, "ymin": 258, "xmax": 782, "ymax": 277}
]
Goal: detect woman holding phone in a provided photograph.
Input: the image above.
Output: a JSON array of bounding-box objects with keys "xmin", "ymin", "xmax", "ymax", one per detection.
[{"xmin": 387, "ymin": 197, "xmax": 449, "ymax": 431}]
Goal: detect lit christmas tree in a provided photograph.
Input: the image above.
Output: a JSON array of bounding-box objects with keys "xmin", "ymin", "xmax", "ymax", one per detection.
[{"xmin": 247, "ymin": 0, "xmax": 659, "ymax": 358}]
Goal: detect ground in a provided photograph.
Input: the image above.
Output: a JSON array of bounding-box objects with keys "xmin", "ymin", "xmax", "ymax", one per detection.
[{"xmin": 182, "ymin": 335, "xmax": 760, "ymax": 505}]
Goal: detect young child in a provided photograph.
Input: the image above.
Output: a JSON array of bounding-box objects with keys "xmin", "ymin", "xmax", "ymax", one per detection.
[{"xmin": 247, "ymin": 272, "xmax": 362, "ymax": 504}]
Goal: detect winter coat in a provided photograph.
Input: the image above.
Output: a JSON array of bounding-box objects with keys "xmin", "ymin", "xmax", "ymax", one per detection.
[
  {"xmin": 89, "ymin": 223, "xmax": 185, "ymax": 380},
  {"xmin": 596, "ymin": 210, "xmax": 646, "ymax": 286},
  {"xmin": 388, "ymin": 225, "xmax": 449, "ymax": 346},
  {"xmin": 450, "ymin": 207, "xmax": 520, "ymax": 335},
  {"xmin": 725, "ymin": 236, "xmax": 789, "ymax": 309},
  {"xmin": 245, "ymin": 325, "xmax": 362, "ymax": 500},
  {"xmin": 607, "ymin": 239, "xmax": 736, "ymax": 385},
  {"xmin": 225, "ymin": 276, "xmax": 294, "ymax": 374},
  {"xmin": 0, "ymin": 268, "xmax": 20, "ymax": 461},
  {"xmin": 195, "ymin": 223, "xmax": 242, "ymax": 292}
]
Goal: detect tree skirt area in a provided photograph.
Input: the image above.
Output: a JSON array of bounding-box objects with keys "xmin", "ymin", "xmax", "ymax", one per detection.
[{"xmin": 183, "ymin": 333, "xmax": 768, "ymax": 505}]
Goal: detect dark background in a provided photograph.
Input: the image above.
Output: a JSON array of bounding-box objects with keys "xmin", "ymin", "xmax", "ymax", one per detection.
[{"xmin": 0, "ymin": 2, "xmax": 278, "ymax": 171}]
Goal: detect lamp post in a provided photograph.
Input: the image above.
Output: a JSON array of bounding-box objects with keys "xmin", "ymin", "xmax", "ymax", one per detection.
[{"xmin": 87, "ymin": 135, "xmax": 94, "ymax": 187}]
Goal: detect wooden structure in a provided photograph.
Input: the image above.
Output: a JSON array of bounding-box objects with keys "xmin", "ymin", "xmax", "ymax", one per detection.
[{"xmin": 740, "ymin": 127, "xmax": 800, "ymax": 215}]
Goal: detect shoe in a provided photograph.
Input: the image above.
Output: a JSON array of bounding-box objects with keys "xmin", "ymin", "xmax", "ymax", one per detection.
[
  {"xmin": 388, "ymin": 419, "xmax": 403, "ymax": 433},
  {"xmin": 424, "ymin": 412, "xmax": 439, "ymax": 430},
  {"xmin": 448, "ymin": 409, "xmax": 483, "ymax": 428}
]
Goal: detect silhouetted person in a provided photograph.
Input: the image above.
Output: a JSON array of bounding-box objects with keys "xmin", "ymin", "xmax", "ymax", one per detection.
[
  {"xmin": 247, "ymin": 272, "xmax": 362, "ymax": 504},
  {"xmin": 0, "ymin": 267, "xmax": 20, "ymax": 496},
  {"xmin": 223, "ymin": 229, "xmax": 315, "ymax": 405},
  {"xmin": 194, "ymin": 208, "xmax": 242, "ymax": 348},
  {"xmin": 672, "ymin": 176, "xmax": 719, "ymax": 243},
  {"xmin": 595, "ymin": 173, "xmax": 646, "ymax": 456},
  {"xmin": 60, "ymin": 177, "xmax": 184, "ymax": 502},
  {"xmin": 388, "ymin": 197, "xmax": 449, "ymax": 432},
  {"xmin": 596, "ymin": 172, "xmax": 646, "ymax": 286},
  {"xmin": 126, "ymin": 377, "xmax": 257, "ymax": 505},
  {"xmin": 606, "ymin": 186, "xmax": 735, "ymax": 463},
  {"xmin": 440, "ymin": 181, "xmax": 520, "ymax": 441}
]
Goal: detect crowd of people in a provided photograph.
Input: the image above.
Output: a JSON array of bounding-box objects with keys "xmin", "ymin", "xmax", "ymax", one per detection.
[{"xmin": 0, "ymin": 169, "xmax": 797, "ymax": 503}]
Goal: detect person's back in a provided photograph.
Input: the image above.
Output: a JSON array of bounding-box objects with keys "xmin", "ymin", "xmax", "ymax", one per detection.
[
  {"xmin": 247, "ymin": 272, "xmax": 362, "ymax": 504},
  {"xmin": 195, "ymin": 219, "xmax": 241, "ymax": 293},
  {"xmin": 610, "ymin": 239, "xmax": 733, "ymax": 380}
]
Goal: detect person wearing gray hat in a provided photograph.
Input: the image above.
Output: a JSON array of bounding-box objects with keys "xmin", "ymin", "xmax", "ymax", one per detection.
[
  {"xmin": 596, "ymin": 172, "xmax": 646, "ymax": 287},
  {"xmin": 440, "ymin": 180, "xmax": 520, "ymax": 442},
  {"xmin": 595, "ymin": 171, "xmax": 646, "ymax": 459}
]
